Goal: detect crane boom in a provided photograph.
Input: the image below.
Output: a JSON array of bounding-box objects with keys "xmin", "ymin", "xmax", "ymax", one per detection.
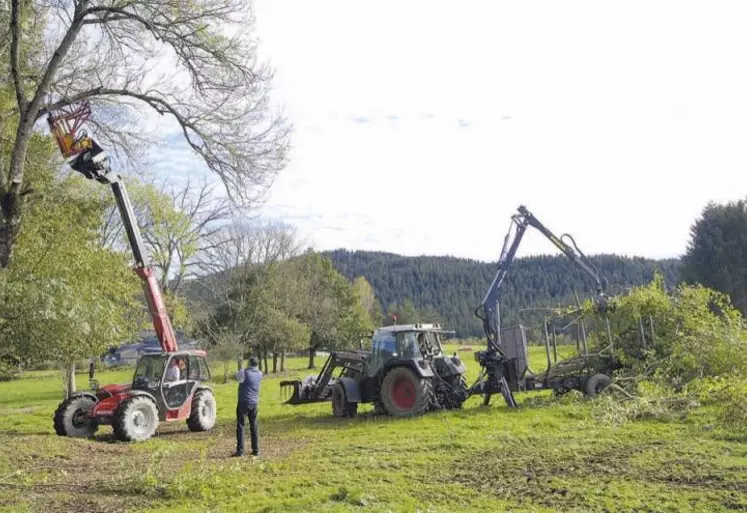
[
  {"xmin": 472, "ymin": 205, "xmax": 609, "ymax": 406},
  {"xmin": 45, "ymin": 101, "xmax": 179, "ymax": 353}
]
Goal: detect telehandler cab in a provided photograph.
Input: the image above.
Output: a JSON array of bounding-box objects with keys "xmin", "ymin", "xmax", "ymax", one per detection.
[{"xmin": 47, "ymin": 101, "xmax": 217, "ymax": 442}]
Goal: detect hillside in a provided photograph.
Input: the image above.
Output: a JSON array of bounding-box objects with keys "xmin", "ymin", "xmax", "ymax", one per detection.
[{"xmin": 321, "ymin": 249, "xmax": 682, "ymax": 338}]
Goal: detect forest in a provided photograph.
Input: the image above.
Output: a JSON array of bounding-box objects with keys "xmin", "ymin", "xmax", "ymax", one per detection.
[{"xmin": 322, "ymin": 249, "xmax": 682, "ymax": 337}]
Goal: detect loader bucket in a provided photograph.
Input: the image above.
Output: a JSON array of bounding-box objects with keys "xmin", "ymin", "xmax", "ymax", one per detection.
[{"xmin": 279, "ymin": 379, "xmax": 305, "ymax": 404}]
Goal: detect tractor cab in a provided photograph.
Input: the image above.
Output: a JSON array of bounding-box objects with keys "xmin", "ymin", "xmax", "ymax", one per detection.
[
  {"xmin": 133, "ymin": 351, "xmax": 212, "ymax": 418},
  {"xmin": 364, "ymin": 324, "xmax": 449, "ymax": 378}
]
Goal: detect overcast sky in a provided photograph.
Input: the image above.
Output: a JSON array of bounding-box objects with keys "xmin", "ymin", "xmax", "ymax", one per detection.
[{"xmin": 151, "ymin": 0, "xmax": 747, "ymax": 262}]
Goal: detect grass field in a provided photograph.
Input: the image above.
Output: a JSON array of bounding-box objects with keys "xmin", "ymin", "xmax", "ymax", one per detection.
[{"xmin": 1, "ymin": 345, "xmax": 746, "ymax": 513}]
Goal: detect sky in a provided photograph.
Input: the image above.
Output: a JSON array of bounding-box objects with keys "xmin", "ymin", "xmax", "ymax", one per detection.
[{"xmin": 149, "ymin": 0, "xmax": 747, "ymax": 262}]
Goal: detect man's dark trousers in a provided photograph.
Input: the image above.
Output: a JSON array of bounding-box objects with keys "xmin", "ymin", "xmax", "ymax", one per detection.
[{"xmin": 236, "ymin": 402, "xmax": 258, "ymax": 456}]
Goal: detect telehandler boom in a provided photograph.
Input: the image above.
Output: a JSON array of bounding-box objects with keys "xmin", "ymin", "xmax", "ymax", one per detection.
[{"xmin": 47, "ymin": 101, "xmax": 216, "ymax": 442}]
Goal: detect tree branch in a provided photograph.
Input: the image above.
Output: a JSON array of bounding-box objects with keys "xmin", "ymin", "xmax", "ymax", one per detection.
[{"xmin": 10, "ymin": 0, "xmax": 28, "ymax": 113}]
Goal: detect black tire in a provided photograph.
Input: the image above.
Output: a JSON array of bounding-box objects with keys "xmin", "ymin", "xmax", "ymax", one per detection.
[
  {"xmin": 443, "ymin": 374, "xmax": 468, "ymax": 409},
  {"xmin": 113, "ymin": 395, "xmax": 159, "ymax": 442},
  {"xmin": 331, "ymin": 382, "xmax": 358, "ymax": 418},
  {"xmin": 373, "ymin": 401, "xmax": 387, "ymax": 415},
  {"xmin": 584, "ymin": 373, "xmax": 613, "ymax": 397},
  {"xmin": 53, "ymin": 395, "xmax": 98, "ymax": 438},
  {"xmin": 380, "ymin": 366, "xmax": 432, "ymax": 417},
  {"xmin": 187, "ymin": 389, "xmax": 217, "ymax": 432}
]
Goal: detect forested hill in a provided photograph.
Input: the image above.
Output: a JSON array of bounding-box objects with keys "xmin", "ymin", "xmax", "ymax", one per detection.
[{"xmin": 321, "ymin": 249, "xmax": 682, "ymax": 338}]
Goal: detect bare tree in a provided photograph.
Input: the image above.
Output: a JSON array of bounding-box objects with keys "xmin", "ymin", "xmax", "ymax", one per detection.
[
  {"xmin": 99, "ymin": 175, "xmax": 232, "ymax": 293},
  {"xmin": 190, "ymin": 220, "xmax": 306, "ymax": 350},
  {"xmin": 1, "ymin": 0, "xmax": 291, "ymax": 269}
]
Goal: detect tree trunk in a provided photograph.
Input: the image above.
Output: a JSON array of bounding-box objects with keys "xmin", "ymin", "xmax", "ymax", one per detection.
[
  {"xmin": 308, "ymin": 346, "xmax": 316, "ymax": 369},
  {"xmin": 63, "ymin": 363, "xmax": 76, "ymax": 399},
  {"xmin": 262, "ymin": 349, "xmax": 269, "ymax": 374},
  {"xmin": 272, "ymin": 350, "xmax": 278, "ymax": 373},
  {"xmin": 281, "ymin": 350, "xmax": 286, "ymax": 372},
  {"xmin": 0, "ymin": 190, "xmax": 22, "ymax": 269}
]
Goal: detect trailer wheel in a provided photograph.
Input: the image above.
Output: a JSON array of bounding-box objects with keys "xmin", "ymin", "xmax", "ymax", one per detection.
[
  {"xmin": 187, "ymin": 389, "xmax": 217, "ymax": 431},
  {"xmin": 381, "ymin": 366, "xmax": 432, "ymax": 417},
  {"xmin": 584, "ymin": 373, "xmax": 612, "ymax": 397},
  {"xmin": 113, "ymin": 396, "xmax": 159, "ymax": 442},
  {"xmin": 53, "ymin": 395, "xmax": 98, "ymax": 438},
  {"xmin": 331, "ymin": 382, "xmax": 358, "ymax": 418}
]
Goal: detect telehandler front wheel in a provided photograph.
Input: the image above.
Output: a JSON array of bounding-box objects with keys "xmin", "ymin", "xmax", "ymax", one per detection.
[
  {"xmin": 113, "ymin": 396, "xmax": 159, "ymax": 442},
  {"xmin": 187, "ymin": 389, "xmax": 217, "ymax": 431}
]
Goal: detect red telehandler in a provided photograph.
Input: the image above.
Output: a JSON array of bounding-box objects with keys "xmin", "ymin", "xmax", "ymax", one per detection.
[{"xmin": 47, "ymin": 101, "xmax": 217, "ymax": 442}]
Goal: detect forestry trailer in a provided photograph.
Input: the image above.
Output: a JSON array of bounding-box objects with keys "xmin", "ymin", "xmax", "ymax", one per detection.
[
  {"xmin": 47, "ymin": 101, "xmax": 217, "ymax": 442},
  {"xmin": 280, "ymin": 323, "xmax": 469, "ymax": 417},
  {"xmin": 467, "ymin": 205, "xmax": 617, "ymax": 407}
]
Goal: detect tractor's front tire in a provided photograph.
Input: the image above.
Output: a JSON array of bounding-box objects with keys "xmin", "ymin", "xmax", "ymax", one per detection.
[
  {"xmin": 113, "ymin": 396, "xmax": 159, "ymax": 442},
  {"xmin": 53, "ymin": 395, "xmax": 98, "ymax": 438},
  {"xmin": 381, "ymin": 366, "xmax": 432, "ymax": 417},
  {"xmin": 187, "ymin": 389, "xmax": 217, "ymax": 432},
  {"xmin": 331, "ymin": 382, "xmax": 358, "ymax": 418}
]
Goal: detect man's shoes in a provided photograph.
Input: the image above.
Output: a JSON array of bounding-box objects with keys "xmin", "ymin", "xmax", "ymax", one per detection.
[{"xmin": 231, "ymin": 451, "xmax": 244, "ymax": 457}]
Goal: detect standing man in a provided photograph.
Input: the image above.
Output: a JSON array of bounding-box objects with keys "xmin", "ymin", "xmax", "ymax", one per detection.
[{"xmin": 233, "ymin": 356, "xmax": 262, "ymax": 458}]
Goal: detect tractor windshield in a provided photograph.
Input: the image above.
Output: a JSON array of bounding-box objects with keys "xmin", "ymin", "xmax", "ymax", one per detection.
[
  {"xmin": 132, "ymin": 354, "xmax": 168, "ymax": 391},
  {"xmin": 415, "ymin": 331, "xmax": 443, "ymax": 356},
  {"xmin": 398, "ymin": 332, "xmax": 420, "ymax": 358}
]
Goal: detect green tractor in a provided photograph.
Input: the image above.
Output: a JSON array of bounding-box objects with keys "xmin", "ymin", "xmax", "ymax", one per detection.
[{"xmin": 280, "ymin": 323, "xmax": 468, "ymax": 417}]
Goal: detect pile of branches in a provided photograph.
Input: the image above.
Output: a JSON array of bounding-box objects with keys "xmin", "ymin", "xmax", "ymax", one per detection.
[{"xmin": 556, "ymin": 274, "xmax": 747, "ymax": 426}]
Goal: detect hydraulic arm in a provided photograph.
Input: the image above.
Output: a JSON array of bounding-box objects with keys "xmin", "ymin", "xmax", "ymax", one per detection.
[
  {"xmin": 473, "ymin": 205, "xmax": 609, "ymax": 406},
  {"xmin": 45, "ymin": 101, "xmax": 179, "ymax": 353}
]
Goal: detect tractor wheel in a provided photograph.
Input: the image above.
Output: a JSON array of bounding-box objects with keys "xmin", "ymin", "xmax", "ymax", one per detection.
[
  {"xmin": 53, "ymin": 395, "xmax": 98, "ymax": 438},
  {"xmin": 584, "ymin": 373, "xmax": 612, "ymax": 398},
  {"xmin": 443, "ymin": 374, "xmax": 468, "ymax": 409},
  {"xmin": 373, "ymin": 401, "xmax": 387, "ymax": 415},
  {"xmin": 187, "ymin": 389, "xmax": 217, "ymax": 432},
  {"xmin": 380, "ymin": 366, "xmax": 432, "ymax": 417},
  {"xmin": 113, "ymin": 396, "xmax": 159, "ymax": 442},
  {"xmin": 331, "ymin": 382, "xmax": 358, "ymax": 418}
]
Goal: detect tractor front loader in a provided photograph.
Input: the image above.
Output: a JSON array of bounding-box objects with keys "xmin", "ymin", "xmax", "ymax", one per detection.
[
  {"xmin": 281, "ymin": 323, "xmax": 468, "ymax": 418},
  {"xmin": 47, "ymin": 101, "xmax": 217, "ymax": 442}
]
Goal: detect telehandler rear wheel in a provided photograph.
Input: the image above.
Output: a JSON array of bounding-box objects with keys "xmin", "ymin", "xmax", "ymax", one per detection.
[
  {"xmin": 53, "ymin": 395, "xmax": 98, "ymax": 438},
  {"xmin": 381, "ymin": 366, "xmax": 432, "ymax": 417},
  {"xmin": 113, "ymin": 396, "xmax": 159, "ymax": 442}
]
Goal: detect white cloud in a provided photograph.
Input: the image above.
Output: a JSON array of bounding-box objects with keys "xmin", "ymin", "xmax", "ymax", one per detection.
[{"xmin": 149, "ymin": 0, "xmax": 747, "ymax": 262}]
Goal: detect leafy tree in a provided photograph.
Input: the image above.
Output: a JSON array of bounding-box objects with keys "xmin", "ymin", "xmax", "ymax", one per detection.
[
  {"xmin": 353, "ymin": 276, "xmax": 382, "ymax": 325},
  {"xmin": 295, "ymin": 253, "xmax": 373, "ymax": 369},
  {"xmin": 680, "ymin": 199, "xmax": 747, "ymax": 316},
  {"xmin": 1, "ymin": 0, "xmax": 290, "ymax": 269},
  {"xmin": 0, "ymin": 165, "xmax": 142, "ymax": 394}
]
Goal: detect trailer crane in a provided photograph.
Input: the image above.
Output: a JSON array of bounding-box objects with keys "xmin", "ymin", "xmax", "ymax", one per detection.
[
  {"xmin": 48, "ymin": 101, "xmax": 217, "ymax": 442},
  {"xmin": 469, "ymin": 205, "xmax": 612, "ymax": 408}
]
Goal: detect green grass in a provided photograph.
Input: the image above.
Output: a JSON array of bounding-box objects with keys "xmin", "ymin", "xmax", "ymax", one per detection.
[{"xmin": 1, "ymin": 345, "xmax": 745, "ymax": 513}]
